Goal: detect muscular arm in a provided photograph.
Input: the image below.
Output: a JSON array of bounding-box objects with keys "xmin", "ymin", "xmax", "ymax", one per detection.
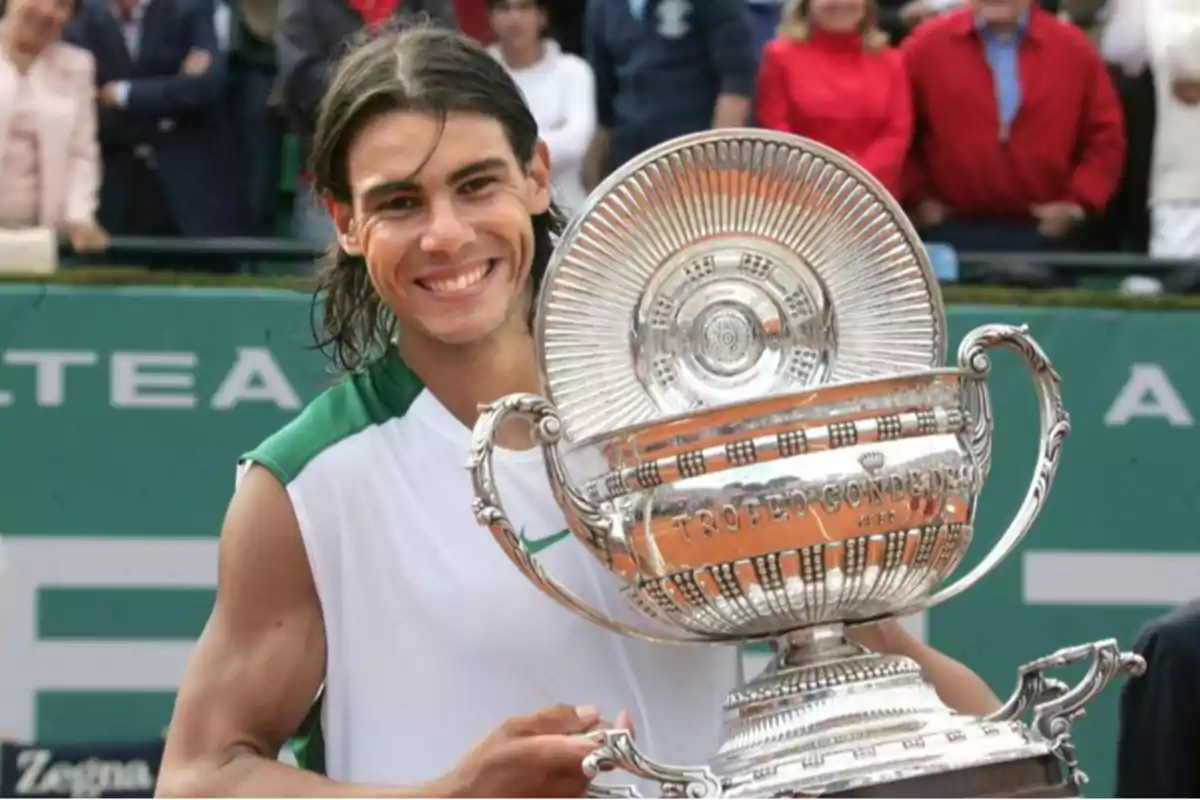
[
  {"xmin": 904, "ymin": 640, "xmax": 1002, "ymax": 716},
  {"xmin": 851, "ymin": 619, "xmax": 1001, "ymax": 717},
  {"xmin": 157, "ymin": 466, "xmax": 444, "ymax": 798}
]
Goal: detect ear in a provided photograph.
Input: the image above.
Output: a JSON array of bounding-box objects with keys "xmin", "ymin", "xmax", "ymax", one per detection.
[
  {"xmin": 323, "ymin": 190, "xmax": 363, "ymax": 256},
  {"xmin": 525, "ymin": 140, "xmax": 552, "ymax": 216}
]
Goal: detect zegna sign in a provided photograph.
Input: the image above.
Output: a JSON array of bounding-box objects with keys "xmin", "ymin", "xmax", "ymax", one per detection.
[{"xmin": 0, "ymin": 350, "xmax": 1193, "ymax": 426}]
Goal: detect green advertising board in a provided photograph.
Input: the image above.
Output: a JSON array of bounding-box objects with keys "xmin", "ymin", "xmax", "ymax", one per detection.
[{"xmin": 1, "ymin": 283, "xmax": 1197, "ymax": 796}]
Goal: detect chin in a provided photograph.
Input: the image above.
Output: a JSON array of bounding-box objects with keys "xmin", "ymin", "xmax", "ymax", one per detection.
[{"xmin": 427, "ymin": 309, "xmax": 512, "ymax": 347}]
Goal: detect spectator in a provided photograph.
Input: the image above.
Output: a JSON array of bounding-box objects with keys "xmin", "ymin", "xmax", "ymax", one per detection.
[
  {"xmin": 902, "ymin": 0, "xmax": 1126, "ymax": 259},
  {"xmin": 1147, "ymin": 10, "xmax": 1200, "ymax": 261},
  {"xmin": 66, "ymin": 0, "xmax": 244, "ymax": 241},
  {"xmin": 488, "ymin": 0, "xmax": 594, "ymax": 215},
  {"xmin": 0, "ymin": 0, "xmax": 107, "ymax": 251},
  {"xmin": 221, "ymin": 0, "xmax": 283, "ymax": 237},
  {"xmin": 275, "ymin": 0, "xmax": 456, "ymax": 244},
  {"xmin": 581, "ymin": 0, "xmax": 758, "ymax": 190},
  {"xmin": 755, "ymin": 0, "xmax": 912, "ymax": 199}
]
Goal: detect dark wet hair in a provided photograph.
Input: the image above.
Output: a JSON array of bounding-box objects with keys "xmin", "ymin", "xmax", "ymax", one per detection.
[{"xmin": 309, "ymin": 21, "xmax": 565, "ymax": 374}]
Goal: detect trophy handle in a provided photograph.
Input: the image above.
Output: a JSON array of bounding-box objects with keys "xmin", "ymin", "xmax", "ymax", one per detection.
[
  {"xmin": 582, "ymin": 729, "xmax": 725, "ymax": 798},
  {"xmin": 468, "ymin": 393, "xmax": 717, "ymax": 646},
  {"xmin": 986, "ymin": 639, "xmax": 1146, "ymax": 787},
  {"xmin": 904, "ymin": 324, "xmax": 1071, "ymax": 613}
]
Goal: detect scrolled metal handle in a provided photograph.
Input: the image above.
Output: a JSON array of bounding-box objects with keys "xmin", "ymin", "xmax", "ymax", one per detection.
[
  {"xmin": 467, "ymin": 393, "xmax": 716, "ymax": 645},
  {"xmin": 901, "ymin": 324, "xmax": 1071, "ymax": 615},
  {"xmin": 988, "ymin": 639, "xmax": 1145, "ymax": 787},
  {"xmin": 582, "ymin": 729, "xmax": 724, "ymax": 799}
]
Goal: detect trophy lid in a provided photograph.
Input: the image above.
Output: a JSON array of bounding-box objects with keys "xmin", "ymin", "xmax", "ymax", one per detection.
[{"xmin": 535, "ymin": 129, "xmax": 947, "ymax": 442}]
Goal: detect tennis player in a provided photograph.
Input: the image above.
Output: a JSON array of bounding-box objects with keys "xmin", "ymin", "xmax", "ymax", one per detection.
[{"xmin": 156, "ymin": 24, "xmax": 999, "ymax": 798}]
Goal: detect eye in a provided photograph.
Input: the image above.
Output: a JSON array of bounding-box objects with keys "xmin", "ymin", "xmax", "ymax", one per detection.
[
  {"xmin": 460, "ymin": 176, "xmax": 499, "ymax": 195},
  {"xmin": 379, "ymin": 195, "xmax": 421, "ymax": 213}
]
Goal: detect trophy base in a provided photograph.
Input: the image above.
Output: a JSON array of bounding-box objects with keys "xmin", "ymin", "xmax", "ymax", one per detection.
[
  {"xmin": 710, "ymin": 625, "xmax": 1079, "ymax": 798},
  {"xmin": 583, "ymin": 631, "xmax": 1142, "ymax": 798},
  {"xmin": 825, "ymin": 753, "xmax": 1075, "ymax": 798}
]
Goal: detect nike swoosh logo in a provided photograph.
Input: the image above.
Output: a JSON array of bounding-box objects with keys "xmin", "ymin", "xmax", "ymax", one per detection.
[{"xmin": 520, "ymin": 526, "xmax": 571, "ymax": 555}]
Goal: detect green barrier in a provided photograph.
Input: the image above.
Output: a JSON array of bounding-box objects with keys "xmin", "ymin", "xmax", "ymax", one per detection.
[{"xmin": 2, "ymin": 282, "xmax": 1197, "ymax": 796}]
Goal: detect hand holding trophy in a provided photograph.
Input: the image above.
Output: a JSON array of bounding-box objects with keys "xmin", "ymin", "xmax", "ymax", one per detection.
[{"xmin": 468, "ymin": 130, "xmax": 1144, "ymax": 798}]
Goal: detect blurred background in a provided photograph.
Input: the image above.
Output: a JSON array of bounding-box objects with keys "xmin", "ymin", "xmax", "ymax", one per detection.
[{"xmin": 0, "ymin": 0, "xmax": 1197, "ymax": 796}]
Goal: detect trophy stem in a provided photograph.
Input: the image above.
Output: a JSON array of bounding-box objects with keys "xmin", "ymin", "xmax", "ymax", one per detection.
[{"xmin": 769, "ymin": 623, "xmax": 865, "ymax": 671}]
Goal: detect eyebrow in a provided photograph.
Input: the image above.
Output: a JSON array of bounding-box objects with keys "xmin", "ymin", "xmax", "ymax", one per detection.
[{"xmin": 360, "ymin": 157, "xmax": 511, "ymax": 204}]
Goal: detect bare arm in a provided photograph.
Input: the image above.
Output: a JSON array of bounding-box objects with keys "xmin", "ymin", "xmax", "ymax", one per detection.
[
  {"xmin": 904, "ymin": 640, "xmax": 1002, "ymax": 716},
  {"xmin": 851, "ymin": 619, "xmax": 1001, "ymax": 717},
  {"xmin": 157, "ymin": 465, "xmax": 442, "ymax": 798}
]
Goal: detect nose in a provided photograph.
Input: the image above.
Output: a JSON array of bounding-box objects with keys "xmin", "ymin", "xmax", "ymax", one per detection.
[{"xmin": 419, "ymin": 195, "xmax": 475, "ymax": 257}]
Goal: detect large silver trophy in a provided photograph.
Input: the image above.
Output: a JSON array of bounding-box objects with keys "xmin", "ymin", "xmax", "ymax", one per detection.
[{"xmin": 467, "ymin": 130, "xmax": 1144, "ymax": 797}]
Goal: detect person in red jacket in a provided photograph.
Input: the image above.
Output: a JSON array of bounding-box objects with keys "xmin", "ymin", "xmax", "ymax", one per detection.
[
  {"xmin": 755, "ymin": 0, "xmax": 912, "ymax": 199},
  {"xmin": 901, "ymin": 0, "xmax": 1126, "ymax": 254}
]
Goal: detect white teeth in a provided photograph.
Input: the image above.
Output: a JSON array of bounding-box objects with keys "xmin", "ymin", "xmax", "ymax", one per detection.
[{"xmin": 425, "ymin": 263, "xmax": 490, "ymax": 294}]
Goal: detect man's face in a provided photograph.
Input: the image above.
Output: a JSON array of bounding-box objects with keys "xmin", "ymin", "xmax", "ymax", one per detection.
[
  {"xmin": 971, "ymin": 0, "xmax": 1031, "ymax": 28},
  {"xmin": 329, "ymin": 111, "xmax": 550, "ymax": 347},
  {"xmin": 489, "ymin": 0, "xmax": 545, "ymax": 52}
]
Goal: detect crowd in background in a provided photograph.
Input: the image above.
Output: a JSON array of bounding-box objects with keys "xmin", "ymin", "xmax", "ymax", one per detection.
[{"xmin": 0, "ymin": 0, "xmax": 1197, "ymax": 287}]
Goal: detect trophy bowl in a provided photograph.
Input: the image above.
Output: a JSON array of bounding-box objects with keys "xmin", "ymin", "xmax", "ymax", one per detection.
[
  {"xmin": 467, "ymin": 130, "xmax": 1145, "ymax": 797},
  {"xmin": 474, "ymin": 324, "xmax": 1056, "ymax": 642}
]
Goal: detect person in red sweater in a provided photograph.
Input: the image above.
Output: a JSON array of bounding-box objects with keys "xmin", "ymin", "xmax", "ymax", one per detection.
[
  {"xmin": 901, "ymin": 0, "xmax": 1126, "ymax": 255},
  {"xmin": 754, "ymin": 0, "xmax": 913, "ymax": 199}
]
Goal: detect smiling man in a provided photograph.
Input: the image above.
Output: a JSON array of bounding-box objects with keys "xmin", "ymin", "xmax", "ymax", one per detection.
[
  {"xmin": 154, "ymin": 23, "xmax": 743, "ymax": 799},
  {"xmin": 155, "ymin": 23, "xmax": 999, "ymax": 799}
]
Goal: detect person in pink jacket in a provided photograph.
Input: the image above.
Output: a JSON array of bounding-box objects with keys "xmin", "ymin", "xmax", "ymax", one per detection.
[{"xmin": 0, "ymin": 0, "xmax": 108, "ymax": 252}]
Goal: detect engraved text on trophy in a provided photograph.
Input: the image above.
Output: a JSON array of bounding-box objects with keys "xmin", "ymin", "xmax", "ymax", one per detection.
[{"xmin": 667, "ymin": 462, "xmax": 977, "ymax": 543}]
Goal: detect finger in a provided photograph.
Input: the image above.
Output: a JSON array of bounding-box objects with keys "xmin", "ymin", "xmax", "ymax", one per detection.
[
  {"xmin": 613, "ymin": 709, "xmax": 635, "ymax": 737},
  {"xmin": 520, "ymin": 734, "xmax": 602, "ymax": 781},
  {"xmin": 503, "ymin": 704, "xmax": 602, "ymax": 737}
]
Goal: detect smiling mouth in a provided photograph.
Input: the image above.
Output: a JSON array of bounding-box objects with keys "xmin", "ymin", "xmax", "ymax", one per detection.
[{"xmin": 415, "ymin": 260, "xmax": 498, "ymax": 295}]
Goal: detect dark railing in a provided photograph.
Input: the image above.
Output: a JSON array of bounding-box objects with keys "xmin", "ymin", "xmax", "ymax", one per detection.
[
  {"xmin": 956, "ymin": 251, "xmax": 1200, "ymax": 275},
  {"xmin": 57, "ymin": 235, "xmax": 1199, "ymax": 273},
  {"xmin": 81, "ymin": 236, "xmax": 325, "ymax": 262}
]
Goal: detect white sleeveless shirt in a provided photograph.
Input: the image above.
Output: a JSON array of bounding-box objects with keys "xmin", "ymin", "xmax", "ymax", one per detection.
[{"xmin": 240, "ymin": 352, "xmax": 742, "ymax": 786}]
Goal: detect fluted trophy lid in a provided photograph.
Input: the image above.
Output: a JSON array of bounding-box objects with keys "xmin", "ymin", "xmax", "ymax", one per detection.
[{"xmin": 534, "ymin": 129, "xmax": 947, "ymax": 442}]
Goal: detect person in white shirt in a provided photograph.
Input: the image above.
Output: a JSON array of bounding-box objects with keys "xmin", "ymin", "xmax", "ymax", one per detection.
[
  {"xmin": 488, "ymin": 0, "xmax": 596, "ymax": 216},
  {"xmin": 1103, "ymin": 0, "xmax": 1200, "ymax": 293}
]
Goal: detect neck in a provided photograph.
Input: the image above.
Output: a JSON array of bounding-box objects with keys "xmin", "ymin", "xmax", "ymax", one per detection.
[
  {"xmin": 399, "ymin": 320, "xmax": 544, "ymax": 450},
  {"xmin": 501, "ymin": 39, "xmax": 543, "ymax": 70},
  {"xmin": 809, "ymin": 25, "xmax": 863, "ymax": 51},
  {"xmin": 978, "ymin": 5, "xmax": 1028, "ymax": 34}
]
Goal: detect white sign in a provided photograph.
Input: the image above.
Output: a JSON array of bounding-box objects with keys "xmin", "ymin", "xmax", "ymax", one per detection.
[
  {"xmin": 1104, "ymin": 363, "xmax": 1194, "ymax": 427},
  {"xmin": 0, "ymin": 348, "xmax": 302, "ymax": 411}
]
